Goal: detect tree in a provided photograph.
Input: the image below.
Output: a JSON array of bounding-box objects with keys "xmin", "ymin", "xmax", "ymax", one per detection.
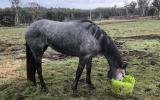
[
  {"xmin": 137, "ymin": 0, "xmax": 151, "ymax": 16},
  {"xmin": 125, "ymin": 1, "xmax": 137, "ymax": 15},
  {"xmin": 152, "ymin": 0, "xmax": 160, "ymax": 19},
  {"xmin": 28, "ymin": 1, "xmax": 41, "ymax": 21},
  {"xmin": 0, "ymin": 8, "xmax": 15, "ymax": 26},
  {"xmin": 9, "ymin": 0, "xmax": 20, "ymax": 25},
  {"xmin": 129, "ymin": 1, "xmax": 137, "ymax": 14},
  {"xmin": 148, "ymin": 6, "xmax": 156, "ymax": 18}
]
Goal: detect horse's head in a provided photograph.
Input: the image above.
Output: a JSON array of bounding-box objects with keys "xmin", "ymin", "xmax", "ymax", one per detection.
[
  {"xmin": 108, "ymin": 63, "xmax": 127, "ymax": 80},
  {"xmin": 101, "ymin": 31, "xmax": 128, "ymax": 80}
]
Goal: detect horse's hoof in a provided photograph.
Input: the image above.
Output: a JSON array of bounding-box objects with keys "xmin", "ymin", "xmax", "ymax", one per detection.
[
  {"xmin": 33, "ymin": 82, "xmax": 37, "ymax": 86},
  {"xmin": 41, "ymin": 87, "xmax": 48, "ymax": 92},
  {"xmin": 72, "ymin": 90, "xmax": 79, "ymax": 97},
  {"xmin": 88, "ymin": 84, "xmax": 96, "ymax": 90},
  {"xmin": 71, "ymin": 83, "xmax": 77, "ymax": 90}
]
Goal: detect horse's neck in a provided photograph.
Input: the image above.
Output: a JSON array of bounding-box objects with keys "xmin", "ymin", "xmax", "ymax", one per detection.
[{"xmin": 102, "ymin": 36, "xmax": 123, "ymax": 67}]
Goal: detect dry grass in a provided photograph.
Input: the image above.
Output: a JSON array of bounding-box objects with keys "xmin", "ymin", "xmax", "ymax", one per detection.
[{"xmin": 0, "ymin": 59, "xmax": 24, "ymax": 82}]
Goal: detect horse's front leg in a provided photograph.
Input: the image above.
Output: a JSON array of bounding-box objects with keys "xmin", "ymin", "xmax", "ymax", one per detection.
[
  {"xmin": 72, "ymin": 57, "xmax": 86, "ymax": 92},
  {"xmin": 86, "ymin": 58, "xmax": 95, "ymax": 89}
]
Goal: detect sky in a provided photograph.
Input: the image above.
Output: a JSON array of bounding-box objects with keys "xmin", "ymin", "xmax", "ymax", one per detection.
[{"xmin": 0, "ymin": 0, "xmax": 136, "ymax": 9}]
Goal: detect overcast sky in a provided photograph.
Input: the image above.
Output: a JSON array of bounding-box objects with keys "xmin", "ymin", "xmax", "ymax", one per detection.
[{"xmin": 0, "ymin": 0, "xmax": 136, "ymax": 9}]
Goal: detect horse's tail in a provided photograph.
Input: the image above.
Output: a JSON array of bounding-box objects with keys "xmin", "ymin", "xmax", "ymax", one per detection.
[{"xmin": 26, "ymin": 43, "xmax": 36, "ymax": 82}]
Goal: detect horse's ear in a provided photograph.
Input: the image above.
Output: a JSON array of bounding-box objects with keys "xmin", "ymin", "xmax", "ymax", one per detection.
[{"xmin": 123, "ymin": 63, "xmax": 128, "ymax": 68}]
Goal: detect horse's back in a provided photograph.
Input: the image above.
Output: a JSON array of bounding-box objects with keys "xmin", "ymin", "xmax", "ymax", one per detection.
[
  {"xmin": 26, "ymin": 19, "xmax": 96, "ymax": 37},
  {"xmin": 25, "ymin": 19, "xmax": 102, "ymax": 57}
]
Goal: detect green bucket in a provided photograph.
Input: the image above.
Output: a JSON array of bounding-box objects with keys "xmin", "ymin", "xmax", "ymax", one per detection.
[{"xmin": 111, "ymin": 75, "xmax": 136, "ymax": 95}]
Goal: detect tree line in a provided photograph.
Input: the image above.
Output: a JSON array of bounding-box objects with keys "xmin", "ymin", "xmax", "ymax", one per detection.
[
  {"xmin": 0, "ymin": 0, "xmax": 160, "ymax": 27},
  {"xmin": 0, "ymin": 7, "xmax": 128, "ymax": 26}
]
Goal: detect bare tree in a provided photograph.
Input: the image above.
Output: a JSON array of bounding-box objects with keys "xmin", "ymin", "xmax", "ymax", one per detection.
[
  {"xmin": 89, "ymin": 9, "xmax": 92, "ymax": 20},
  {"xmin": 28, "ymin": 1, "xmax": 41, "ymax": 21},
  {"xmin": 9, "ymin": 0, "xmax": 20, "ymax": 25},
  {"xmin": 125, "ymin": 1, "xmax": 137, "ymax": 16},
  {"xmin": 124, "ymin": 1, "xmax": 129, "ymax": 16},
  {"xmin": 152, "ymin": 0, "xmax": 160, "ymax": 19},
  {"xmin": 113, "ymin": 5, "xmax": 118, "ymax": 16},
  {"xmin": 137, "ymin": 0, "xmax": 151, "ymax": 16}
]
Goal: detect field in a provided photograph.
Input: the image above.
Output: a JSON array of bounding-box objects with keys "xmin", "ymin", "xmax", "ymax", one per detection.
[{"xmin": 0, "ymin": 19, "xmax": 160, "ymax": 100}]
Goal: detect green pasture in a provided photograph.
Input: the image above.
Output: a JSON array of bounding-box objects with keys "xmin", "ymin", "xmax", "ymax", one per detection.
[{"xmin": 0, "ymin": 19, "xmax": 160, "ymax": 100}]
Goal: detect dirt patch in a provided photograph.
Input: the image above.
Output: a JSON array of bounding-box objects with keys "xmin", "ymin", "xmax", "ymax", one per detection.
[
  {"xmin": 120, "ymin": 50, "xmax": 147, "ymax": 59},
  {"xmin": 96, "ymin": 19, "xmax": 137, "ymax": 25},
  {"xmin": 0, "ymin": 84, "xmax": 9, "ymax": 91},
  {"xmin": 14, "ymin": 93, "xmax": 27, "ymax": 100},
  {"xmin": 5, "ymin": 45, "xmax": 21, "ymax": 52},
  {"xmin": 115, "ymin": 40, "xmax": 147, "ymax": 58},
  {"xmin": 129, "ymin": 50, "xmax": 146, "ymax": 58},
  {"xmin": 0, "ymin": 40, "xmax": 12, "ymax": 52},
  {"xmin": 148, "ymin": 58, "xmax": 158, "ymax": 65},
  {"xmin": 0, "ymin": 39, "xmax": 20, "ymax": 53},
  {"xmin": 0, "ymin": 60, "xmax": 24, "ymax": 81},
  {"xmin": 116, "ymin": 34, "xmax": 160, "ymax": 40},
  {"xmin": 114, "ymin": 40, "xmax": 126, "ymax": 48},
  {"xmin": 0, "ymin": 39, "xmax": 25, "ymax": 59},
  {"xmin": 17, "ymin": 52, "xmax": 71, "ymax": 60},
  {"xmin": 43, "ymin": 52, "xmax": 71, "ymax": 60},
  {"xmin": 120, "ymin": 49, "xmax": 159, "ymax": 66}
]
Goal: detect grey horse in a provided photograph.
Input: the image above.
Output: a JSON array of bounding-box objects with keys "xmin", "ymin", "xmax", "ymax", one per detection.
[{"xmin": 25, "ymin": 19, "xmax": 127, "ymax": 91}]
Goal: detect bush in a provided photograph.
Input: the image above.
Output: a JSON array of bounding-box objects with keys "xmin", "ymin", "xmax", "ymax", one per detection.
[{"xmin": 0, "ymin": 15, "xmax": 15, "ymax": 27}]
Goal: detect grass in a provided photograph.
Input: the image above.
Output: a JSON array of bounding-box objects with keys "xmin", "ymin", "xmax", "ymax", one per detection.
[
  {"xmin": 99, "ymin": 19, "xmax": 160, "ymax": 37},
  {"xmin": 124, "ymin": 40, "xmax": 160, "ymax": 55},
  {"xmin": 0, "ymin": 27, "xmax": 26, "ymax": 44},
  {"xmin": 0, "ymin": 19, "xmax": 160, "ymax": 100}
]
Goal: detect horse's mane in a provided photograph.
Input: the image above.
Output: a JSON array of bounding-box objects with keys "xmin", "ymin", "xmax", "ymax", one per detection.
[
  {"xmin": 79, "ymin": 19, "xmax": 95, "ymax": 24},
  {"xmin": 79, "ymin": 20, "xmax": 124, "ymax": 68},
  {"xmin": 78, "ymin": 20, "xmax": 107, "ymax": 40}
]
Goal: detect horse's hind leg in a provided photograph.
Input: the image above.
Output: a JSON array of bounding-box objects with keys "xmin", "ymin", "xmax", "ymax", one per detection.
[
  {"xmin": 30, "ymin": 45, "xmax": 48, "ymax": 90},
  {"xmin": 86, "ymin": 58, "xmax": 95, "ymax": 89},
  {"xmin": 72, "ymin": 57, "xmax": 87, "ymax": 91},
  {"xmin": 26, "ymin": 43, "xmax": 36, "ymax": 85},
  {"xmin": 35, "ymin": 59, "xmax": 47, "ymax": 89}
]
